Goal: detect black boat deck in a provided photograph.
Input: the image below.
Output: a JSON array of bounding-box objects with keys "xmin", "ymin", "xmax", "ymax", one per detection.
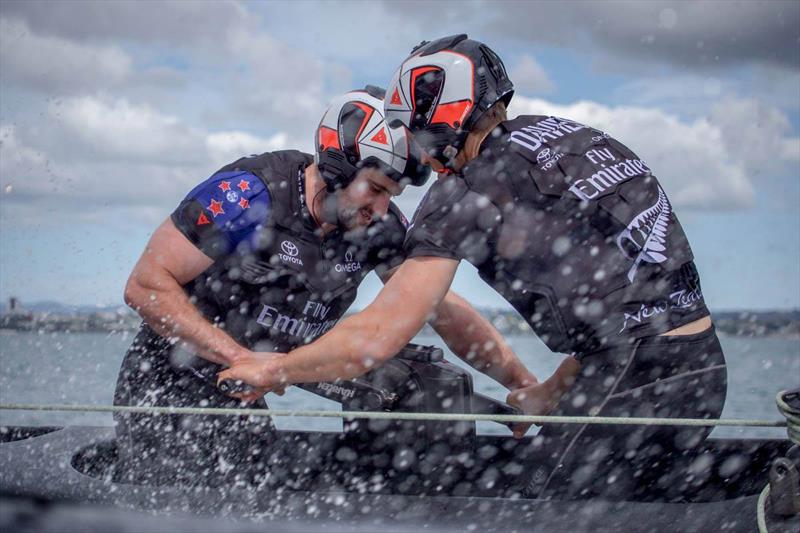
[{"xmin": 2, "ymin": 425, "xmax": 797, "ymax": 532}]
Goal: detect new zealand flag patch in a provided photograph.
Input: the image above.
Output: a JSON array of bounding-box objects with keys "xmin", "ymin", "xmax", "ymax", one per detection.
[{"xmin": 172, "ymin": 171, "xmax": 271, "ymax": 258}]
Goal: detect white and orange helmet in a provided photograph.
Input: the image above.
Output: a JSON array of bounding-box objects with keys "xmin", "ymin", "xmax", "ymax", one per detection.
[
  {"xmin": 384, "ymin": 35, "xmax": 514, "ymax": 167},
  {"xmin": 315, "ymin": 86, "xmax": 430, "ymax": 190}
]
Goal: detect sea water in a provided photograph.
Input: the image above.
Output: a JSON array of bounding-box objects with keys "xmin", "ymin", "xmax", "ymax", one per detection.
[{"xmin": 0, "ymin": 330, "xmax": 797, "ymax": 439}]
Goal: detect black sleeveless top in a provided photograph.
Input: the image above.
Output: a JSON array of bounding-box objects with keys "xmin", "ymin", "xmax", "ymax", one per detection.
[
  {"xmin": 405, "ymin": 116, "xmax": 708, "ymax": 356},
  {"xmin": 134, "ymin": 150, "xmax": 407, "ymax": 369}
]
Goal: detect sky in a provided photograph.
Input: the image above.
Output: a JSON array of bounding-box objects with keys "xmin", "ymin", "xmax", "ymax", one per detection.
[{"xmin": 0, "ymin": 0, "xmax": 798, "ymax": 312}]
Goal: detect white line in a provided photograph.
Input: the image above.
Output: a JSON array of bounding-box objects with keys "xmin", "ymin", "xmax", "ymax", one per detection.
[
  {"xmin": 0, "ymin": 403, "xmax": 787, "ymax": 428},
  {"xmin": 606, "ymin": 364, "xmax": 727, "ymax": 401}
]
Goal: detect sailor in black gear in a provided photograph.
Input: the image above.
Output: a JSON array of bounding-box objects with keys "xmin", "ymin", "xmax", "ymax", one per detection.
[
  {"xmin": 387, "ymin": 35, "xmax": 728, "ymax": 499},
  {"xmin": 113, "ymin": 89, "xmax": 432, "ymax": 487},
  {"xmin": 405, "ymin": 114, "xmax": 712, "ymax": 353},
  {"xmin": 403, "ymin": 113, "xmax": 727, "ymax": 499}
]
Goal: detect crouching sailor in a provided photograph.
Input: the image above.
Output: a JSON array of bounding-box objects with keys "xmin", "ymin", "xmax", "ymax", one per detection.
[{"xmin": 114, "ymin": 88, "xmax": 536, "ymax": 486}]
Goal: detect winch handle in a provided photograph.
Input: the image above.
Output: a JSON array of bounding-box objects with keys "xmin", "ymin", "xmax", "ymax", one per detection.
[
  {"xmin": 396, "ymin": 343, "xmax": 444, "ymax": 363},
  {"xmin": 218, "ymin": 378, "xmax": 398, "ymax": 411}
]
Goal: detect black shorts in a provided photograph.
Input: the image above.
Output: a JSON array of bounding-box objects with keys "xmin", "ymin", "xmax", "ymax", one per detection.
[
  {"xmin": 526, "ymin": 326, "xmax": 728, "ymax": 500},
  {"xmin": 113, "ymin": 325, "xmax": 277, "ymax": 487}
]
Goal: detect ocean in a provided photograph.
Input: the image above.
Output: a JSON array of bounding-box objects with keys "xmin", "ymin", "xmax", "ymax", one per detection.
[{"xmin": 0, "ymin": 330, "xmax": 798, "ymax": 439}]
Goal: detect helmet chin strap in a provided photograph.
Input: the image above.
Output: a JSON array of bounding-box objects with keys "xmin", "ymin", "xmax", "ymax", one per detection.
[
  {"xmin": 428, "ymin": 144, "xmax": 460, "ymax": 175},
  {"xmin": 320, "ymin": 189, "xmax": 344, "ymax": 227},
  {"xmin": 308, "ymin": 182, "xmax": 343, "ymax": 230},
  {"xmin": 422, "ymin": 127, "xmax": 466, "ymax": 173},
  {"xmin": 440, "ymin": 145, "xmax": 460, "ymax": 174}
]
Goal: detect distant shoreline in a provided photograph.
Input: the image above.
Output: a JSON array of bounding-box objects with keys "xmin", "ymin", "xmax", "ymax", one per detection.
[
  {"xmin": 1, "ymin": 307, "xmax": 797, "ymax": 339},
  {"xmin": 1, "ymin": 328, "xmax": 798, "ymax": 342}
]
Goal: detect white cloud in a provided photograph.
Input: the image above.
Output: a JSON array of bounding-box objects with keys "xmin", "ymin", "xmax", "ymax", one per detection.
[
  {"xmin": 46, "ymin": 94, "xmax": 301, "ymax": 169},
  {"xmin": 509, "ymin": 55, "xmax": 555, "ymax": 95},
  {"xmin": 1, "ymin": 95, "xmax": 306, "ymax": 227},
  {"xmin": 0, "ymin": 125, "xmax": 49, "ymax": 184},
  {"xmin": 0, "ymin": 17, "xmax": 132, "ymax": 93},
  {"xmin": 0, "ymin": 121, "xmax": 201, "ymax": 226},
  {"xmin": 613, "ymin": 75, "xmax": 726, "ymax": 111},
  {"xmin": 0, "ymin": 124, "xmax": 74, "ymax": 199},
  {"xmin": 612, "ymin": 75, "xmax": 800, "ymax": 177},
  {"xmin": 1, "ymin": 5, "xmax": 351, "ymax": 143},
  {"xmin": 50, "ymin": 96, "xmax": 204, "ymax": 165},
  {"xmin": 206, "ymin": 131, "xmax": 290, "ymax": 168},
  {"xmin": 709, "ymin": 97, "xmax": 800, "ymax": 176},
  {"xmin": 508, "ymin": 96, "xmax": 756, "ymax": 209},
  {"xmin": 224, "ymin": 28, "xmax": 342, "ymax": 139}
]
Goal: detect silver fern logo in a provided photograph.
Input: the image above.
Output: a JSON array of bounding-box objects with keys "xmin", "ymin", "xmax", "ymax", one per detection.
[{"xmin": 616, "ymin": 186, "xmax": 671, "ymax": 282}]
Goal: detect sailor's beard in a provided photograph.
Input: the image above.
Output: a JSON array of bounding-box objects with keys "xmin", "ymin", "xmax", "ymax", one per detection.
[
  {"xmin": 322, "ymin": 192, "xmax": 368, "ymax": 232},
  {"xmin": 337, "ymin": 205, "xmax": 363, "ymax": 231}
]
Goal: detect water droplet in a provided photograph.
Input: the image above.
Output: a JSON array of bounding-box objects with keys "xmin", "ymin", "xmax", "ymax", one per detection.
[
  {"xmin": 552, "ymin": 236, "xmax": 571, "ymax": 256},
  {"xmin": 659, "ymin": 8, "xmax": 678, "ymax": 29},
  {"xmin": 571, "ymin": 393, "xmax": 587, "ymax": 408}
]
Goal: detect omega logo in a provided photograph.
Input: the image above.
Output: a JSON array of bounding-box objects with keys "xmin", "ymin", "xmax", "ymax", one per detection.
[{"xmin": 335, "ymin": 249, "xmax": 362, "ymax": 273}]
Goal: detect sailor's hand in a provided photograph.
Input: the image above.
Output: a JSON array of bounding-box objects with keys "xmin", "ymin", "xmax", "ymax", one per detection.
[
  {"xmin": 218, "ymin": 353, "xmax": 285, "ymax": 402},
  {"xmin": 506, "ymin": 382, "xmax": 557, "ymax": 439}
]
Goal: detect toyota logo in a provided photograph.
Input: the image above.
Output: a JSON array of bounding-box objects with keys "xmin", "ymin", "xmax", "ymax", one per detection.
[
  {"xmin": 536, "ymin": 148, "xmax": 551, "ymax": 163},
  {"xmin": 281, "ymin": 240, "xmax": 299, "ymax": 257}
]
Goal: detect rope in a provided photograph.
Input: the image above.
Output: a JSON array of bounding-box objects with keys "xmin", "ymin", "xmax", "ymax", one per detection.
[
  {"xmin": 0, "ymin": 403, "xmax": 788, "ymax": 428},
  {"xmin": 757, "ymin": 483, "xmax": 770, "ymax": 533},
  {"xmin": 755, "ymin": 390, "xmax": 800, "ymax": 533},
  {"xmin": 775, "ymin": 390, "xmax": 800, "ymax": 445}
]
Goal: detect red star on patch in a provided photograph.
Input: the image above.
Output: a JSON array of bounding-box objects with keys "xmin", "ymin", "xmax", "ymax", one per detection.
[
  {"xmin": 208, "ymin": 198, "xmax": 225, "ymax": 217},
  {"xmin": 196, "ymin": 213, "xmax": 211, "ymax": 226},
  {"xmin": 238, "ymin": 198, "xmax": 250, "ymax": 209},
  {"xmin": 237, "ymin": 179, "xmax": 250, "ymax": 192},
  {"xmin": 218, "ymin": 181, "xmax": 231, "ymax": 192}
]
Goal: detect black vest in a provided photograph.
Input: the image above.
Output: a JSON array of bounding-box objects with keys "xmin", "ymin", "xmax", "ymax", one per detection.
[
  {"xmin": 179, "ymin": 150, "xmax": 407, "ymax": 355},
  {"xmin": 406, "ymin": 117, "xmax": 708, "ymax": 355}
]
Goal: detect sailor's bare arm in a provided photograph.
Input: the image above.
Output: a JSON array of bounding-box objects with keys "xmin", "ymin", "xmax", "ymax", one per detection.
[
  {"xmin": 378, "ymin": 267, "xmax": 537, "ymax": 390},
  {"xmin": 124, "ymin": 218, "xmax": 247, "ymax": 366},
  {"xmin": 218, "ymin": 256, "xmax": 458, "ymax": 389},
  {"xmin": 507, "ymin": 355, "xmax": 582, "ymax": 438},
  {"xmin": 430, "ymin": 291, "xmax": 538, "ymax": 390}
]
